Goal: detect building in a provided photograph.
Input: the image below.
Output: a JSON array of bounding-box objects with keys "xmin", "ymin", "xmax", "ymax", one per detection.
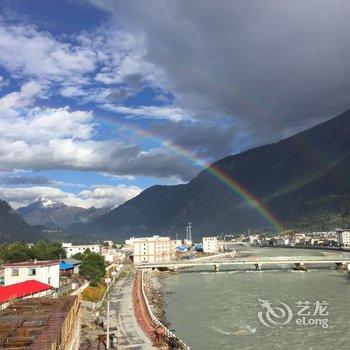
[
  {"xmin": 203, "ymin": 237, "xmax": 219, "ymax": 253},
  {"xmin": 0, "ymin": 296, "xmax": 81, "ymax": 349},
  {"xmin": 59, "ymin": 261, "xmax": 75, "ymax": 276},
  {"xmin": 61, "ymin": 258, "xmax": 82, "ymax": 274},
  {"xmin": 0, "ymin": 280, "xmax": 53, "ymax": 310},
  {"xmin": 62, "ymin": 242, "xmax": 100, "ymax": 258},
  {"xmin": 336, "ymin": 228, "xmax": 350, "ymax": 247},
  {"xmin": 4, "ymin": 260, "xmax": 60, "ymax": 288},
  {"xmin": 131, "ymin": 236, "xmax": 176, "ymax": 264}
]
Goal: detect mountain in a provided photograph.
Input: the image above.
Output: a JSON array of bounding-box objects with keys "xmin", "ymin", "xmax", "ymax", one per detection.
[
  {"xmin": 17, "ymin": 198, "xmax": 109, "ymax": 229},
  {"xmin": 0, "ymin": 200, "xmax": 42, "ymax": 243},
  {"xmin": 71, "ymin": 109, "xmax": 350, "ymax": 240}
]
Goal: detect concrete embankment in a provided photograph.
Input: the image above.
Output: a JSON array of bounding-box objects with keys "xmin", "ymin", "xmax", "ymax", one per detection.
[{"xmin": 133, "ymin": 270, "xmax": 190, "ymax": 350}]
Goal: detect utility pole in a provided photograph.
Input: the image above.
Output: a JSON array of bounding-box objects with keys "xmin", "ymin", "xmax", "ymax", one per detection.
[
  {"xmin": 188, "ymin": 221, "xmax": 192, "ymax": 242},
  {"xmin": 106, "ymin": 298, "xmax": 110, "ymax": 349}
]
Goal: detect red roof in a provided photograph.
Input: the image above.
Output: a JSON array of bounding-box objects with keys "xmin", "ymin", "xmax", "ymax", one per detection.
[{"xmin": 0, "ymin": 280, "xmax": 53, "ymax": 303}]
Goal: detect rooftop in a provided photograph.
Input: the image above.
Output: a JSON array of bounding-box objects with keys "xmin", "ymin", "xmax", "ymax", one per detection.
[
  {"xmin": 0, "ymin": 280, "xmax": 52, "ymax": 304},
  {"xmin": 0, "ymin": 296, "xmax": 78, "ymax": 349},
  {"xmin": 4, "ymin": 260, "xmax": 60, "ymax": 268}
]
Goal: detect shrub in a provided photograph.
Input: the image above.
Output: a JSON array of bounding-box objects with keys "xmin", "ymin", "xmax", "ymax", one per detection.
[{"xmin": 81, "ymin": 284, "xmax": 106, "ymax": 302}]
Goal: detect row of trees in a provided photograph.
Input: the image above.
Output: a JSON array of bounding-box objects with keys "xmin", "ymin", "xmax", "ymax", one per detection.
[{"xmin": 0, "ymin": 240, "xmax": 66, "ymax": 264}]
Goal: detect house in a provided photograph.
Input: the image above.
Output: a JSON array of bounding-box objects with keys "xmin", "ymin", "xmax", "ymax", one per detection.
[
  {"xmin": 131, "ymin": 236, "xmax": 176, "ymax": 264},
  {"xmin": 336, "ymin": 228, "xmax": 350, "ymax": 247},
  {"xmin": 203, "ymin": 237, "xmax": 219, "ymax": 253},
  {"xmin": 62, "ymin": 242, "xmax": 100, "ymax": 258},
  {"xmin": 0, "ymin": 280, "xmax": 53, "ymax": 309},
  {"xmin": 4, "ymin": 260, "xmax": 60, "ymax": 288},
  {"xmin": 61, "ymin": 258, "xmax": 81, "ymax": 274},
  {"xmin": 59, "ymin": 261, "xmax": 75, "ymax": 276}
]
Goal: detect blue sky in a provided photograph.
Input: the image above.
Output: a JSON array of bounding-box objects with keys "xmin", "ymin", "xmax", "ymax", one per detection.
[{"xmin": 1, "ymin": 0, "xmax": 350, "ymax": 209}]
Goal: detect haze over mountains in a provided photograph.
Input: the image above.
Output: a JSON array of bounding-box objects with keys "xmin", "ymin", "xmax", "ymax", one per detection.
[{"xmin": 69, "ymin": 109, "xmax": 350, "ymax": 240}]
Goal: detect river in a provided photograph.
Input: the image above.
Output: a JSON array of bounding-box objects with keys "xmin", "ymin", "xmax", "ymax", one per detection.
[{"xmin": 162, "ymin": 247, "xmax": 350, "ymax": 350}]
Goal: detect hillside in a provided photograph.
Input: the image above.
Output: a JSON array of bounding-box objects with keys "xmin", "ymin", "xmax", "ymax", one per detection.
[
  {"xmin": 70, "ymin": 109, "xmax": 350, "ymax": 240},
  {"xmin": 0, "ymin": 200, "xmax": 42, "ymax": 243}
]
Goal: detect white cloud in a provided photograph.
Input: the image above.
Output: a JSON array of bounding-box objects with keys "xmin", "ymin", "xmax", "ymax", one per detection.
[
  {"xmin": 0, "ymin": 21, "xmax": 95, "ymax": 82},
  {"xmin": 0, "ymin": 81, "xmax": 45, "ymax": 110},
  {"xmin": 59, "ymin": 86, "xmax": 87, "ymax": 98},
  {"xmin": 103, "ymin": 104, "xmax": 192, "ymax": 122},
  {"xmin": 0, "ymin": 83, "xmax": 194, "ymax": 180},
  {"xmin": 0, "ymin": 75, "xmax": 8, "ymax": 89},
  {"xmin": 0, "ymin": 184, "xmax": 142, "ymax": 209},
  {"xmin": 77, "ymin": 184, "xmax": 142, "ymax": 208},
  {"xmin": 0, "ymin": 105, "xmax": 94, "ymax": 141}
]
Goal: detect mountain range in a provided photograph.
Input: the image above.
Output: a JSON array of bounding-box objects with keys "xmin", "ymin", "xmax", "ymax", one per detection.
[
  {"xmin": 69, "ymin": 109, "xmax": 350, "ymax": 240},
  {"xmin": 16, "ymin": 198, "xmax": 109, "ymax": 229}
]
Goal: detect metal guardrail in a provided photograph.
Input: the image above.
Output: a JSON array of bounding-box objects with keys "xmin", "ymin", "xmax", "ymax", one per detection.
[{"xmin": 141, "ymin": 270, "xmax": 190, "ymax": 349}]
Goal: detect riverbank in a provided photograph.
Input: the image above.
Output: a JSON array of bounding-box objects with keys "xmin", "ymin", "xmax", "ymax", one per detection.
[{"xmin": 133, "ymin": 269, "xmax": 190, "ymax": 350}]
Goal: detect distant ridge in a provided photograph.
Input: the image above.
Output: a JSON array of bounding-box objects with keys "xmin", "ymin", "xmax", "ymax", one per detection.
[
  {"xmin": 0, "ymin": 200, "xmax": 41, "ymax": 243},
  {"xmin": 69, "ymin": 109, "xmax": 350, "ymax": 239},
  {"xmin": 17, "ymin": 198, "xmax": 109, "ymax": 229}
]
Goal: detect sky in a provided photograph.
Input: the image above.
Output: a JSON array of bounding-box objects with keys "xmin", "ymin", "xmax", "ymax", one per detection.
[{"xmin": 0, "ymin": 0, "xmax": 350, "ymax": 209}]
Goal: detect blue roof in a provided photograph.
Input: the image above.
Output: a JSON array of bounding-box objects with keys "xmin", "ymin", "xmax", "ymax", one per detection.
[{"xmin": 59, "ymin": 261, "xmax": 74, "ymax": 270}]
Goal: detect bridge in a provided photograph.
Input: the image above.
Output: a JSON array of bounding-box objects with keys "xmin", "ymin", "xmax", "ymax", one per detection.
[{"xmin": 138, "ymin": 255, "xmax": 350, "ymax": 271}]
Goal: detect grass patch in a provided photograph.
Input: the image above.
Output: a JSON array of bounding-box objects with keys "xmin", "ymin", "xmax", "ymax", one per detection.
[{"xmin": 81, "ymin": 283, "xmax": 106, "ymax": 302}]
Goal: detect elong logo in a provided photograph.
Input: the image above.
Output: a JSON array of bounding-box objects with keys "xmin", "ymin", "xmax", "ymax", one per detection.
[{"xmin": 257, "ymin": 299, "xmax": 329, "ymax": 329}]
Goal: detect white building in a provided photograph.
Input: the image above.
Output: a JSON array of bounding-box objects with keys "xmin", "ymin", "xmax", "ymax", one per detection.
[
  {"xmin": 336, "ymin": 229, "xmax": 350, "ymax": 247},
  {"xmin": 62, "ymin": 243, "xmax": 100, "ymax": 258},
  {"xmin": 203, "ymin": 237, "xmax": 219, "ymax": 253},
  {"xmin": 4, "ymin": 260, "xmax": 60, "ymax": 288},
  {"xmin": 131, "ymin": 236, "xmax": 176, "ymax": 264}
]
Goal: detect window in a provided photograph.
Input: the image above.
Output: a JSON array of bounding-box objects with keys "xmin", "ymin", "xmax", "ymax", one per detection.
[
  {"xmin": 28, "ymin": 268, "xmax": 36, "ymax": 276},
  {"xmin": 11, "ymin": 269, "xmax": 19, "ymax": 276}
]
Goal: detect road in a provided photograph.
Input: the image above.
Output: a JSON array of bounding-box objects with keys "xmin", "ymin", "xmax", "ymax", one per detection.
[{"xmin": 108, "ymin": 272, "xmax": 156, "ymax": 350}]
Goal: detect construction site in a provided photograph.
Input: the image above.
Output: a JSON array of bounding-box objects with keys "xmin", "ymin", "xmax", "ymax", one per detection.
[{"xmin": 0, "ymin": 296, "xmax": 81, "ymax": 349}]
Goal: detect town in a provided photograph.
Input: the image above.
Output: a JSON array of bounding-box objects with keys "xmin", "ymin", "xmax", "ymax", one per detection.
[{"xmin": 0, "ymin": 226, "xmax": 349, "ymax": 349}]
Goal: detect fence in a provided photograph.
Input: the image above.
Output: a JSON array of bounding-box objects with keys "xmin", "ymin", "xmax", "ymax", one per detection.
[{"xmin": 140, "ymin": 269, "xmax": 190, "ymax": 350}]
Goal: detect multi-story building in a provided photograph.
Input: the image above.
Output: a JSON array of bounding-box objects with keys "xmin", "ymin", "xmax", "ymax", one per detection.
[
  {"xmin": 203, "ymin": 237, "xmax": 219, "ymax": 253},
  {"xmin": 62, "ymin": 243, "xmax": 100, "ymax": 258},
  {"xmin": 336, "ymin": 228, "xmax": 350, "ymax": 247},
  {"xmin": 131, "ymin": 236, "xmax": 176, "ymax": 264},
  {"xmin": 4, "ymin": 260, "xmax": 60, "ymax": 288}
]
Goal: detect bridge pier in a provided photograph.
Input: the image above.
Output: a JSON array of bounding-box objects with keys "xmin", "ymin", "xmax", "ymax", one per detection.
[
  {"xmin": 254, "ymin": 263, "xmax": 262, "ymax": 271},
  {"xmin": 214, "ymin": 264, "xmax": 220, "ymax": 272},
  {"xmin": 294, "ymin": 262, "xmax": 307, "ymax": 271}
]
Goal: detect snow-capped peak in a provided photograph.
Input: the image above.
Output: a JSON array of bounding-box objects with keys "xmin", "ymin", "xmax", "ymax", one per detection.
[{"xmin": 34, "ymin": 197, "xmax": 57, "ymax": 207}]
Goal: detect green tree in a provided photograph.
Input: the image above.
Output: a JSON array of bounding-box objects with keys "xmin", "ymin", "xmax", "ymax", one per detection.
[
  {"xmin": 31, "ymin": 240, "xmax": 49, "ymax": 260},
  {"xmin": 0, "ymin": 241, "xmax": 33, "ymax": 263},
  {"xmin": 79, "ymin": 252, "xmax": 106, "ymax": 286},
  {"xmin": 72, "ymin": 252, "xmax": 85, "ymax": 261},
  {"xmin": 47, "ymin": 242, "xmax": 66, "ymax": 260}
]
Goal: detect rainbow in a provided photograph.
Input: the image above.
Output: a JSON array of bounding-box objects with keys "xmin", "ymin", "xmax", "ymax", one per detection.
[{"xmin": 98, "ymin": 115, "xmax": 285, "ymax": 233}]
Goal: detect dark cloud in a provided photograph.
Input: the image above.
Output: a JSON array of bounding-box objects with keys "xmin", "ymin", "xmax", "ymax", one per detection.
[
  {"xmin": 148, "ymin": 120, "xmax": 238, "ymax": 160},
  {"xmin": 0, "ymin": 175, "xmax": 51, "ymax": 185},
  {"xmin": 90, "ymin": 0, "xmax": 350, "ymax": 146}
]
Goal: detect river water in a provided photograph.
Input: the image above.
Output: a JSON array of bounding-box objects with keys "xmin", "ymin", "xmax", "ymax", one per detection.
[{"xmin": 162, "ymin": 248, "xmax": 350, "ymax": 350}]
